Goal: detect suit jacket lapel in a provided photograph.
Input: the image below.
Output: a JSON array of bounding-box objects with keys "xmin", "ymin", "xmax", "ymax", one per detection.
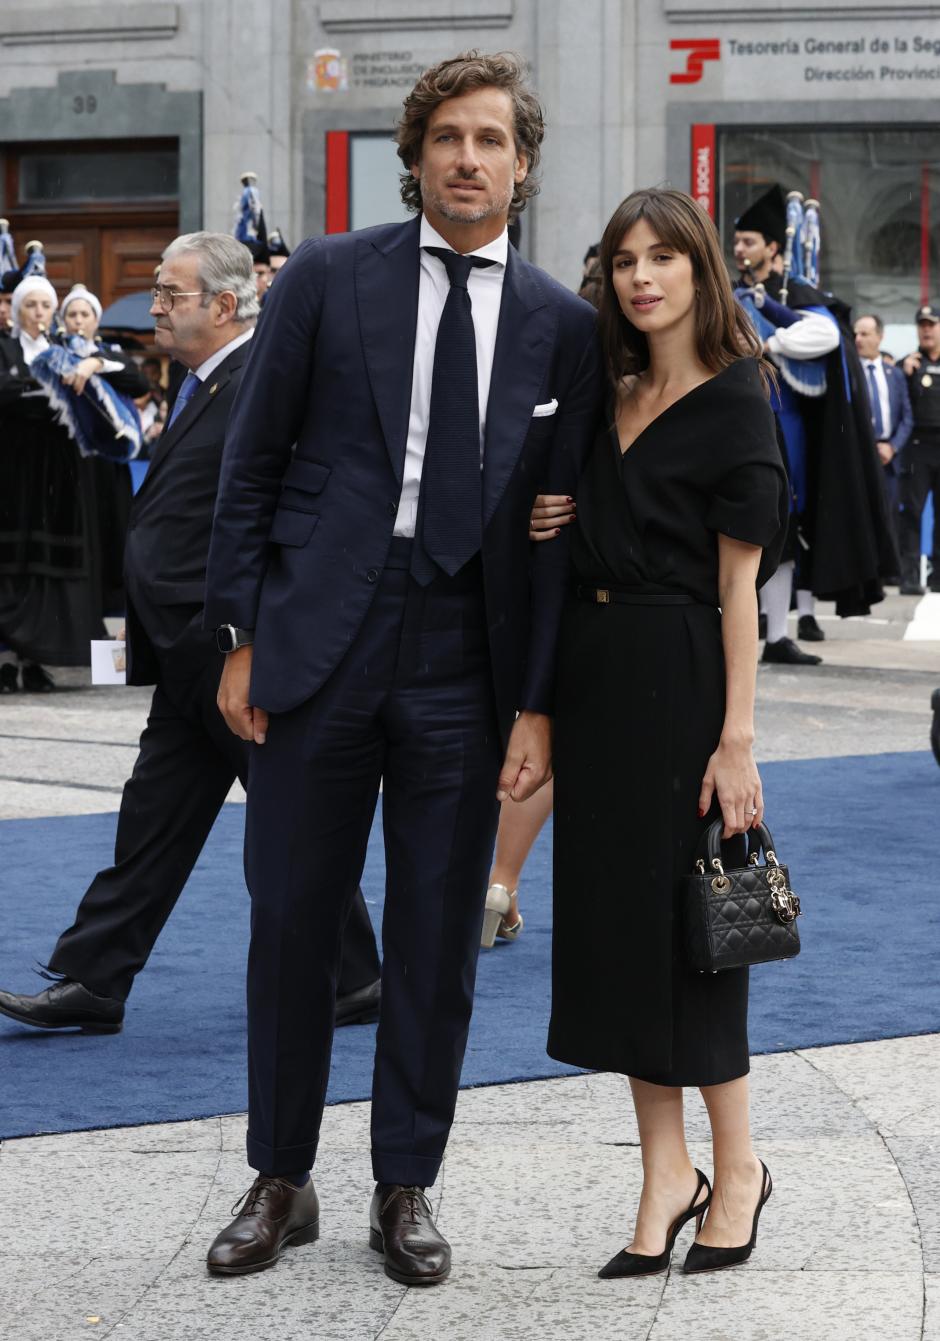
[
  {"xmin": 483, "ymin": 247, "xmax": 555, "ymax": 527},
  {"xmin": 138, "ymin": 351, "xmax": 240, "ymax": 495},
  {"xmin": 355, "ymin": 217, "xmax": 421, "ymax": 485}
]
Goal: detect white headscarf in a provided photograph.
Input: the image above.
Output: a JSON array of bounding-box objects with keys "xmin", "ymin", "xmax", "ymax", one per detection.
[
  {"xmin": 11, "ymin": 275, "xmax": 58, "ymax": 337},
  {"xmin": 60, "ymin": 283, "xmax": 103, "ymax": 324}
]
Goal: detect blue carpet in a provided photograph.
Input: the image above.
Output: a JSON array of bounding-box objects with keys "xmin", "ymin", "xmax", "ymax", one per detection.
[{"xmin": 1, "ymin": 751, "xmax": 938, "ymax": 1140}]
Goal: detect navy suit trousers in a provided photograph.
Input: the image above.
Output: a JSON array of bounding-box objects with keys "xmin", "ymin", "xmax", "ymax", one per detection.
[{"xmin": 243, "ymin": 540, "xmax": 502, "ymax": 1185}]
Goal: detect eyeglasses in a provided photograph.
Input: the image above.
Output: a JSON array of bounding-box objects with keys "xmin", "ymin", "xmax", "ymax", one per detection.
[{"xmin": 150, "ymin": 285, "xmax": 210, "ymax": 312}]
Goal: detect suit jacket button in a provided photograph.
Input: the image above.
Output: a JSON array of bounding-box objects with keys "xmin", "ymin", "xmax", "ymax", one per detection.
[
  {"xmin": 366, "ymin": 568, "xmax": 378, "ymax": 582},
  {"xmin": 388, "ymin": 502, "xmax": 397, "ymax": 516}
]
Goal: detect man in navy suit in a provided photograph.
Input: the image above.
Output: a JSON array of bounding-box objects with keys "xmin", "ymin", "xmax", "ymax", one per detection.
[
  {"xmin": 854, "ymin": 313, "xmax": 912, "ymax": 572},
  {"xmin": 203, "ymin": 52, "xmax": 602, "ymax": 1284}
]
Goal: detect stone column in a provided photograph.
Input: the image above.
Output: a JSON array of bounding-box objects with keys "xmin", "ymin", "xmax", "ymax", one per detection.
[
  {"xmin": 201, "ymin": 0, "xmax": 294, "ymax": 240},
  {"xmin": 531, "ymin": 0, "xmax": 634, "ymax": 286}
]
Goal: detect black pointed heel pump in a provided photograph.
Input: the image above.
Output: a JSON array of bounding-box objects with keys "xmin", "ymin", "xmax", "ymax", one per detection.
[
  {"xmin": 597, "ymin": 1168, "xmax": 712, "ymax": 1280},
  {"xmin": 683, "ymin": 1160, "xmax": 772, "ymax": 1274}
]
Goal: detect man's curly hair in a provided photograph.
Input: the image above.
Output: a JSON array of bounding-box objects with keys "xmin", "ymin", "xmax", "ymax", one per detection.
[{"xmin": 396, "ymin": 51, "xmax": 544, "ymax": 220}]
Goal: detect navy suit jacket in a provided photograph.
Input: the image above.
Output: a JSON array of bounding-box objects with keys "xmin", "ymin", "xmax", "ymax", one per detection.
[
  {"xmin": 864, "ymin": 359, "xmax": 913, "ymax": 460},
  {"xmin": 125, "ymin": 342, "xmax": 250, "ymax": 684},
  {"xmin": 204, "ymin": 217, "xmax": 603, "ymax": 743}
]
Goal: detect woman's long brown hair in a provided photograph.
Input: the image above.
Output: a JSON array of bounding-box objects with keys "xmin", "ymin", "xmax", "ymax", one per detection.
[{"xmin": 597, "ymin": 187, "xmax": 768, "ymax": 392}]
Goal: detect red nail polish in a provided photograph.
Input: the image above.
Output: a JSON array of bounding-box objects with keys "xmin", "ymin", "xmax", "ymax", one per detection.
[
  {"xmin": 698, "ymin": 807, "xmax": 705, "ymax": 818},
  {"xmin": 554, "ymin": 528, "xmax": 561, "ymax": 534}
]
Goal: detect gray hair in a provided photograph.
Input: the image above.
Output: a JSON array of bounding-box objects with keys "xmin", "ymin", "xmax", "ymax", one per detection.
[{"xmin": 162, "ymin": 231, "xmax": 259, "ymax": 322}]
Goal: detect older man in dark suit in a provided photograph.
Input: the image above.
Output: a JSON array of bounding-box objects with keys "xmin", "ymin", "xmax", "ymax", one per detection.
[
  {"xmin": 0, "ymin": 232, "xmax": 379, "ymax": 1035},
  {"xmin": 204, "ymin": 53, "xmax": 603, "ymax": 1286}
]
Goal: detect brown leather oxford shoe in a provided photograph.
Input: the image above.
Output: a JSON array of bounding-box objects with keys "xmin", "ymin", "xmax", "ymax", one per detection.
[
  {"xmin": 369, "ymin": 1184, "xmax": 451, "ymax": 1286},
  {"xmin": 207, "ymin": 1175, "xmax": 319, "ymax": 1275}
]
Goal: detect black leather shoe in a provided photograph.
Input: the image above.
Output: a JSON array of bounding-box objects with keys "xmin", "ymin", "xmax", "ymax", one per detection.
[
  {"xmin": 207, "ymin": 1175, "xmax": 319, "ymax": 1275},
  {"xmin": 0, "ymin": 663, "xmax": 18, "ymax": 693},
  {"xmin": 20, "ymin": 663, "xmax": 55, "ymax": 692},
  {"xmin": 598, "ymin": 1169, "xmax": 711, "ymax": 1279},
  {"xmin": 335, "ymin": 978, "xmax": 380, "ymax": 1027},
  {"xmin": 761, "ymin": 637, "xmax": 821, "ymax": 666},
  {"xmin": 931, "ymin": 688, "xmax": 940, "ymax": 768},
  {"xmin": 797, "ymin": 614, "xmax": 825, "ymax": 642},
  {"xmin": 683, "ymin": 1161, "xmax": 772, "ymax": 1274},
  {"xmin": 0, "ymin": 979, "xmax": 124, "ymax": 1033},
  {"xmin": 900, "ymin": 582, "xmax": 926, "ymax": 596},
  {"xmin": 370, "ymin": 1184, "xmax": 451, "ymax": 1286}
]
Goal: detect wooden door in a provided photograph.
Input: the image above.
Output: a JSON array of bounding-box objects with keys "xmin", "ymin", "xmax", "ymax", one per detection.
[{"xmin": 99, "ymin": 226, "xmax": 175, "ymax": 308}]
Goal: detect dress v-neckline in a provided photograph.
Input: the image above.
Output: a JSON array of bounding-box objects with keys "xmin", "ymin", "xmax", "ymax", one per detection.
[{"xmin": 612, "ymin": 368, "xmax": 725, "ymax": 459}]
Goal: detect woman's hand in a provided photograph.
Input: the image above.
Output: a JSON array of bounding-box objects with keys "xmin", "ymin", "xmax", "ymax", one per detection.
[
  {"xmin": 698, "ymin": 733, "xmax": 763, "ymax": 838},
  {"xmin": 61, "ymin": 357, "xmax": 102, "ymax": 395},
  {"xmin": 529, "ymin": 493, "xmax": 576, "ymax": 542}
]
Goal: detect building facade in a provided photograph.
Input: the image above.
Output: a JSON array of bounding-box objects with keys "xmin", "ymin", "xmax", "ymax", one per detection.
[{"xmin": 0, "ymin": 0, "xmax": 937, "ymax": 327}]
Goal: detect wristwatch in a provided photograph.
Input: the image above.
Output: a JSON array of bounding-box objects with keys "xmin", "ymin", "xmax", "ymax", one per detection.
[{"xmin": 216, "ymin": 624, "xmax": 254, "ymax": 653}]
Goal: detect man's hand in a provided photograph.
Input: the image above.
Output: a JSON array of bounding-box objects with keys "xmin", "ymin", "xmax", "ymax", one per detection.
[
  {"xmin": 496, "ymin": 711, "xmax": 552, "ymax": 803},
  {"xmin": 877, "ymin": 440, "xmax": 894, "ymax": 465},
  {"xmin": 903, "ymin": 352, "xmax": 922, "ymax": 377},
  {"xmin": 217, "ymin": 645, "xmax": 268, "ymax": 744},
  {"xmin": 529, "ymin": 493, "xmax": 576, "ymax": 542}
]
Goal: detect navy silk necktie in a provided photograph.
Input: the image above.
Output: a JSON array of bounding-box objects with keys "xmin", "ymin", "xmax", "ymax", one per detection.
[
  {"xmin": 419, "ymin": 246, "xmax": 497, "ymax": 578},
  {"xmin": 866, "ymin": 363, "xmax": 886, "ymax": 439}
]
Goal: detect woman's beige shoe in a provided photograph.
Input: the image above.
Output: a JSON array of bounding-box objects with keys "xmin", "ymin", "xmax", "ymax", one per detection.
[{"xmin": 481, "ymin": 884, "xmax": 524, "ymax": 948}]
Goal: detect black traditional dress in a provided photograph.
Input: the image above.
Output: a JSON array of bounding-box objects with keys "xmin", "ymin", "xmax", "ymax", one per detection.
[
  {"xmin": 548, "ymin": 358, "xmax": 788, "ymax": 1087},
  {"xmin": 0, "ymin": 333, "xmax": 110, "ymax": 664}
]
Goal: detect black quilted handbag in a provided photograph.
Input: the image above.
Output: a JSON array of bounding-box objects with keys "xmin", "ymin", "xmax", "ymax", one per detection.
[{"xmin": 683, "ymin": 820, "xmax": 802, "ymax": 973}]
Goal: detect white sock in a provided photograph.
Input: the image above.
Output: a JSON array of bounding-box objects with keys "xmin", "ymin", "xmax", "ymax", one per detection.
[
  {"xmin": 761, "ymin": 562, "xmax": 794, "ymax": 644},
  {"xmin": 796, "ymin": 589, "xmax": 815, "ymax": 618}
]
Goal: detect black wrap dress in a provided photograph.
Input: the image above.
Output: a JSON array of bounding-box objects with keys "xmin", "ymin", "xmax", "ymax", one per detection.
[{"xmin": 547, "ymin": 358, "xmax": 788, "ymax": 1087}]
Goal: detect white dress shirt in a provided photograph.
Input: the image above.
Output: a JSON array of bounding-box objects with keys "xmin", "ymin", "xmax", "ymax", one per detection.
[
  {"xmin": 394, "ymin": 217, "xmax": 508, "ymax": 538},
  {"xmin": 194, "ymin": 326, "xmax": 254, "ymax": 382},
  {"xmin": 863, "ymin": 355, "xmax": 892, "ymax": 440}
]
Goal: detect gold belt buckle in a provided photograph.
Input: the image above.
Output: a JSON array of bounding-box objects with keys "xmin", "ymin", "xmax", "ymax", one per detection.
[{"xmin": 596, "ymin": 588, "xmax": 610, "ymax": 604}]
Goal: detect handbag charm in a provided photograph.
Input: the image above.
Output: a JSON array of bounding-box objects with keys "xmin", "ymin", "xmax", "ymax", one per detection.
[{"xmin": 683, "ymin": 820, "xmax": 802, "ymax": 974}]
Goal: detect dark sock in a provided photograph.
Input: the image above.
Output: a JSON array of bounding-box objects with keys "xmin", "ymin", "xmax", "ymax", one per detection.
[{"xmin": 263, "ymin": 1170, "xmax": 309, "ymax": 1188}]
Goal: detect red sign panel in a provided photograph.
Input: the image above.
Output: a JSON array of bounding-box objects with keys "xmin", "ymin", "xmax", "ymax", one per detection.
[
  {"xmin": 691, "ymin": 124, "xmax": 716, "ymax": 219},
  {"xmin": 670, "ymin": 39, "xmax": 720, "ymax": 85},
  {"xmin": 325, "ymin": 130, "xmax": 350, "ymax": 234}
]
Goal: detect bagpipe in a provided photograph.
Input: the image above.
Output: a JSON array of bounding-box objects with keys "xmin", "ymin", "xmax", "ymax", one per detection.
[
  {"xmin": 737, "ymin": 190, "xmax": 827, "ymax": 398},
  {"xmin": 780, "ymin": 190, "xmax": 820, "ymax": 304},
  {"xmin": 29, "ymin": 329, "xmax": 144, "ymax": 463}
]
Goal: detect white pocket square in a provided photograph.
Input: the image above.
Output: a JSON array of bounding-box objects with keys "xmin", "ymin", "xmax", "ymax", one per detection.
[{"xmin": 532, "ymin": 399, "xmax": 558, "ymax": 418}]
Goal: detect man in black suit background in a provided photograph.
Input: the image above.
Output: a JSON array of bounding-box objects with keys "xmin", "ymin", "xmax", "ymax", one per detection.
[
  {"xmin": 204, "ymin": 54, "xmax": 602, "ymax": 1285},
  {"xmin": 0, "ymin": 232, "xmax": 380, "ymax": 1035}
]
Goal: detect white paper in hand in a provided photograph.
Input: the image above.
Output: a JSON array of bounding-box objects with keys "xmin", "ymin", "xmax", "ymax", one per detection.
[{"xmin": 91, "ymin": 640, "xmax": 127, "ymax": 685}]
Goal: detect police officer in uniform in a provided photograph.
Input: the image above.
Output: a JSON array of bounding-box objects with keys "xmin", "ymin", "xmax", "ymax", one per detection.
[{"xmin": 900, "ymin": 302, "xmax": 940, "ymax": 594}]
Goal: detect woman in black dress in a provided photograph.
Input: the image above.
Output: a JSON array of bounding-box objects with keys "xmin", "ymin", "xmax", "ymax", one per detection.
[
  {"xmin": 0, "ymin": 277, "xmax": 142, "ymax": 690},
  {"xmin": 548, "ymin": 189, "xmax": 788, "ymax": 1277}
]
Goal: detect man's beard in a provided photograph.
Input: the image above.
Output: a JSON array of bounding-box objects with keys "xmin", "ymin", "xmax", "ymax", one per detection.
[{"xmin": 420, "ymin": 168, "xmax": 513, "ymax": 224}]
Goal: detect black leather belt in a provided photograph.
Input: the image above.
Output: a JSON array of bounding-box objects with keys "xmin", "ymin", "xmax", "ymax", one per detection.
[{"xmin": 576, "ymin": 585, "xmax": 697, "ymax": 606}]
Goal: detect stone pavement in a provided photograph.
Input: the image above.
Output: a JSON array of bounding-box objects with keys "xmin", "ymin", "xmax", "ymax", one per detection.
[
  {"xmin": 0, "ymin": 1034, "xmax": 936, "ymax": 1340},
  {"xmin": 1, "ymin": 590, "xmax": 938, "ymax": 1339}
]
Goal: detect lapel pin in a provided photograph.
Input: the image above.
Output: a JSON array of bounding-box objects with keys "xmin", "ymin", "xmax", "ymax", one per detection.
[{"xmin": 209, "ymin": 382, "xmax": 219, "ymax": 395}]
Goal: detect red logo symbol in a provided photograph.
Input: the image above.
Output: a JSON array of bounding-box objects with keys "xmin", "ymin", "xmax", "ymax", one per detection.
[{"xmin": 670, "ymin": 39, "xmax": 720, "ymax": 84}]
